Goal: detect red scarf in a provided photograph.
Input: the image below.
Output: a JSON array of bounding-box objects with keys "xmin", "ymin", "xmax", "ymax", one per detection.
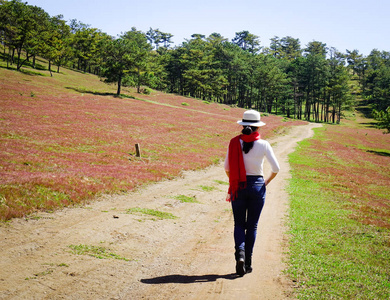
[{"xmin": 227, "ymin": 132, "xmax": 260, "ymax": 201}]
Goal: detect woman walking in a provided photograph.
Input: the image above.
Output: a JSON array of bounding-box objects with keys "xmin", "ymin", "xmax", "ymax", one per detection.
[{"xmin": 224, "ymin": 110, "xmax": 280, "ymax": 276}]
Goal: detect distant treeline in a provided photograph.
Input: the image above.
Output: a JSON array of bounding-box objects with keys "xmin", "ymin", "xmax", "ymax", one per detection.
[{"xmin": 1, "ymin": 0, "xmax": 389, "ymax": 127}]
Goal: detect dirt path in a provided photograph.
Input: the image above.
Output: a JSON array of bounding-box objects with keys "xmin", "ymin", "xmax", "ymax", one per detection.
[{"xmin": 0, "ymin": 123, "xmax": 321, "ymax": 300}]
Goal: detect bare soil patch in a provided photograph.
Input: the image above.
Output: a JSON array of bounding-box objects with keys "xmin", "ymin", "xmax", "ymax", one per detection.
[{"xmin": 0, "ymin": 123, "xmax": 320, "ymax": 300}]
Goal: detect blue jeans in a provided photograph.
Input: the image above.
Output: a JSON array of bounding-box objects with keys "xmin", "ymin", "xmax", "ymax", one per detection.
[{"xmin": 231, "ymin": 176, "xmax": 266, "ymax": 262}]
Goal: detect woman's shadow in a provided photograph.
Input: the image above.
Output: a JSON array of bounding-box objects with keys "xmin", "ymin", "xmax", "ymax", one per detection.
[{"xmin": 141, "ymin": 273, "xmax": 239, "ymax": 284}]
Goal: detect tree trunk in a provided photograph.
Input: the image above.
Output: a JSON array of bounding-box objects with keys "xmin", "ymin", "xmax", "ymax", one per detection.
[
  {"xmin": 137, "ymin": 68, "xmax": 141, "ymax": 93},
  {"xmin": 117, "ymin": 75, "xmax": 122, "ymax": 95},
  {"xmin": 11, "ymin": 48, "xmax": 15, "ymax": 64},
  {"xmin": 332, "ymin": 108, "xmax": 336, "ymax": 123},
  {"xmin": 337, "ymin": 101, "xmax": 341, "ymax": 124},
  {"xmin": 49, "ymin": 60, "xmax": 53, "ymax": 77},
  {"xmin": 7, "ymin": 47, "xmax": 11, "ymax": 68},
  {"xmin": 16, "ymin": 48, "xmax": 22, "ymax": 70}
]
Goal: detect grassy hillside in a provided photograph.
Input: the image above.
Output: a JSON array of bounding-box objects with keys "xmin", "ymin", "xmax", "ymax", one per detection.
[
  {"xmin": 287, "ymin": 111, "xmax": 390, "ymax": 298},
  {"xmin": 0, "ymin": 62, "xmax": 305, "ymax": 221},
  {"xmin": 2, "ymin": 55, "xmax": 389, "ymax": 298}
]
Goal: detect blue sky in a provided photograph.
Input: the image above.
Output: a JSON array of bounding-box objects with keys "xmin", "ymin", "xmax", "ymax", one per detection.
[{"xmin": 26, "ymin": 0, "xmax": 389, "ymax": 56}]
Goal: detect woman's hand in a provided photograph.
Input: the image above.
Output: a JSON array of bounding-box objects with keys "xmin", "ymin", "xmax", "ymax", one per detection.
[{"xmin": 265, "ymin": 172, "xmax": 278, "ymax": 186}]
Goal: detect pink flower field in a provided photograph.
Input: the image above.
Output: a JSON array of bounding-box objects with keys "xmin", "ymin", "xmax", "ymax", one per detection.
[
  {"xmin": 0, "ymin": 67, "xmax": 305, "ymax": 220},
  {"xmin": 296, "ymin": 117, "xmax": 390, "ymax": 228}
]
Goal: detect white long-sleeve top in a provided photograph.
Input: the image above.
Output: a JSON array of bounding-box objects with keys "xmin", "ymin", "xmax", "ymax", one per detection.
[{"xmin": 224, "ymin": 139, "xmax": 280, "ymax": 176}]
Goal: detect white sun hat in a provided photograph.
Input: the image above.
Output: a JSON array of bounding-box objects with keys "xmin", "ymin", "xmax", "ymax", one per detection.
[{"xmin": 237, "ymin": 110, "xmax": 266, "ymax": 127}]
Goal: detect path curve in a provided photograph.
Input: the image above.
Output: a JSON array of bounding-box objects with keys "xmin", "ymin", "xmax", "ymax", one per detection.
[{"xmin": 0, "ymin": 123, "xmax": 321, "ymax": 300}]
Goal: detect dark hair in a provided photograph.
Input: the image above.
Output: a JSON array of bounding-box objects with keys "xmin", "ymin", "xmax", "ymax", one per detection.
[{"xmin": 241, "ymin": 126, "xmax": 258, "ymax": 154}]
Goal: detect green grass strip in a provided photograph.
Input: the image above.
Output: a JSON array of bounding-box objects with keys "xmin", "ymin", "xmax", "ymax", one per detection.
[
  {"xmin": 198, "ymin": 185, "xmax": 216, "ymax": 192},
  {"xmin": 126, "ymin": 207, "xmax": 178, "ymax": 220},
  {"xmin": 68, "ymin": 244, "xmax": 129, "ymax": 261},
  {"xmin": 173, "ymin": 195, "xmax": 199, "ymax": 203},
  {"xmin": 214, "ymin": 180, "xmax": 229, "ymax": 185},
  {"xmin": 287, "ymin": 135, "xmax": 390, "ymax": 299}
]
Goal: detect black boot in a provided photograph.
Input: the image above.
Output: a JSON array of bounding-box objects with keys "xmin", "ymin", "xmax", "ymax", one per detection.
[
  {"xmin": 245, "ymin": 257, "xmax": 252, "ymax": 273},
  {"xmin": 235, "ymin": 250, "xmax": 246, "ymax": 276}
]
